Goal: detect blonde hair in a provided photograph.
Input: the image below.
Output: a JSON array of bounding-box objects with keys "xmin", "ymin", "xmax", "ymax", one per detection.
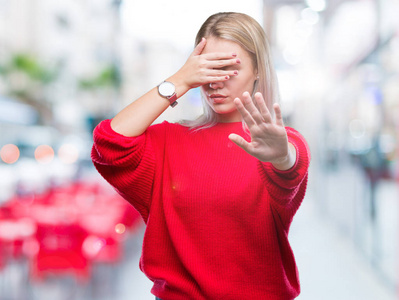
[{"xmin": 183, "ymin": 12, "xmax": 280, "ymax": 130}]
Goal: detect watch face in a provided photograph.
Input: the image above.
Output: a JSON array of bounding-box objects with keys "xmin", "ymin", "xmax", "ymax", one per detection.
[{"xmin": 159, "ymin": 81, "xmax": 175, "ymax": 97}]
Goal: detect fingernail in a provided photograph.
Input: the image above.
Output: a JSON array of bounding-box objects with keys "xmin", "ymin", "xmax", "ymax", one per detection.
[
  {"xmin": 236, "ymin": 59, "xmax": 241, "ymax": 64},
  {"xmin": 234, "ymin": 70, "xmax": 238, "ymax": 75},
  {"xmin": 232, "ymin": 53, "xmax": 237, "ymax": 57},
  {"xmin": 225, "ymin": 76, "xmax": 230, "ymax": 80}
]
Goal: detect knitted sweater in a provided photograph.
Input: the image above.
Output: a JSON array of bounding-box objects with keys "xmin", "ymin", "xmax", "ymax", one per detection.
[{"xmin": 91, "ymin": 119, "xmax": 310, "ymax": 300}]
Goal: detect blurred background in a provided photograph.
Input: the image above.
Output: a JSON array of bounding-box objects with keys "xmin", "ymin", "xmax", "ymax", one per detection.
[{"xmin": 0, "ymin": 0, "xmax": 398, "ymax": 299}]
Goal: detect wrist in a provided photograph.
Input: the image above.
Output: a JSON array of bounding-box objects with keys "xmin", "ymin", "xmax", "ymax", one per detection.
[
  {"xmin": 271, "ymin": 143, "xmax": 296, "ymax": 171},
  {"xmin": 166, "ymin": 75, "xmax": 191, "ymax": 99}
]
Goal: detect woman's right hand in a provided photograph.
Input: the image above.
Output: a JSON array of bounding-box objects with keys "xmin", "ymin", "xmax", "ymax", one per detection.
[
  {"xmin": 170, "ymin": 37, "xmax": 240, "ymax": 92},
  {"xmin": 109, "ymin": 38, "xmax": 240, "ymax": 137}
]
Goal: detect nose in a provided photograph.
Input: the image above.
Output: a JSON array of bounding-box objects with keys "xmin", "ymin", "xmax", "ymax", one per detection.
[{"xmin": 209, "ymin": 81, "xmax": 224, "ymax": 90}]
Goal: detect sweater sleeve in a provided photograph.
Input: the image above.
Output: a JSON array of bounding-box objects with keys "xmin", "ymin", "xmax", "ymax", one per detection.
[
  {"xmin": 259, "ymin": 127, "xmax": 310, "ymax": 221},
  {"xmin": 91, "ymin": 119, "xmax": 157, "ymax": 223}
]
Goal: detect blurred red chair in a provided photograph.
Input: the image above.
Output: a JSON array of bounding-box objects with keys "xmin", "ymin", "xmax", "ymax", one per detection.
[
  {"xmin": 30, "ymin": 223, "xmax": 89, "ymax": 282},
  {"xmin": 79, "ymin": 202, "xmax": 125, "ymax": 264}
]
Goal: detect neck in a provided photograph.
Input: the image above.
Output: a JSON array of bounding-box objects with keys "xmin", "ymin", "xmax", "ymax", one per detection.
[{"xmin": 216, "ymin": 112, "xmax": 242, "ymax": 123}]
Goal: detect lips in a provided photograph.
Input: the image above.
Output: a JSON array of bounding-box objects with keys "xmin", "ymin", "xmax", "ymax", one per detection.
[{"xmin": 210, "ymin": 94, "xmax": 227, "ymax": 104}]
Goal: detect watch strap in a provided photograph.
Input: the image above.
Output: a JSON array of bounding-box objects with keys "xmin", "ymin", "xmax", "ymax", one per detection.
[{"xmin": 168, "ymin": 93, "xmax": 178, "ymax": 107}]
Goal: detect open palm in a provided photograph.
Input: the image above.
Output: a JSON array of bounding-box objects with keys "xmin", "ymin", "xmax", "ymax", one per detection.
[{"xmin": 228, "ymin": 92, "xmax": 289, "ymax": 164}]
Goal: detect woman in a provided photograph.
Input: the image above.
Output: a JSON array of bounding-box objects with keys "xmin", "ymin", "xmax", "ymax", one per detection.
[{"xmin": 92, "ymin": 12, "xmax": 310, "ymax": 300}]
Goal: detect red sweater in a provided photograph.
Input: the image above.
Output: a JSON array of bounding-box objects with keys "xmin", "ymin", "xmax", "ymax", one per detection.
[{"xmin": 91, "ymin": 120, "xmax": 310, "ymax": 300}]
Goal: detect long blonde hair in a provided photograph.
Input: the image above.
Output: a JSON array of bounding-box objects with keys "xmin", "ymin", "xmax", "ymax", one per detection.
[{"xmin": 183, "ymin": 12, "xmax": 280, "ymax": 129}]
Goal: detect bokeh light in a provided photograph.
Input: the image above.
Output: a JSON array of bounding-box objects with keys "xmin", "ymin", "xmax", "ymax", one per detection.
[
  {"xmin": 58, "ymin": 144, "xmax": 79, "ymax": 164},
  {"xmin": 115, "ymin": 223, "xmax": 126, "ymax": 234},
  {"xmin": 34, "ymin": 145, "xmax": 54, "ymax": 164},
  {"xmin": 0, "ymin": 144, "xmax": 20, "ymax": 164},
  {"xmin": 82, "ymin": 235, "xmax": 107, "ymax": 258}
]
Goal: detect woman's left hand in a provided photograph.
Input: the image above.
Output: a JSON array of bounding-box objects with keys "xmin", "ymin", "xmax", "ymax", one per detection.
[{"xmin": 228, "ymin": 92, "xmax": 296, "ymax": 170}]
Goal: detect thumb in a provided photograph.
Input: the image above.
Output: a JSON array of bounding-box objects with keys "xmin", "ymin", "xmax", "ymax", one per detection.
[
  {"xmin": 228, "ymin": 133, "xmax": 250, "ymax": 151},
  {"xmin": 193, "ymin": 37, "xmax": 206, "ymax": 56}
]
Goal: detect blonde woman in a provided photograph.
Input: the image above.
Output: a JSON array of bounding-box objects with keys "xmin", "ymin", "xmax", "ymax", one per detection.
[{"xmin": 92, "ymin": 12, "xmax": 310, "ymax": 300}]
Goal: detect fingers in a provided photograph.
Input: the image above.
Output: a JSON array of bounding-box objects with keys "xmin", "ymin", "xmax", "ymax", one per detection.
[
  {"xmin": 235, "ymin": 92, "xmax": 284, "ymax": 128},
  {"xmin": 193, "ymin": 37, "xmax": 207, "ymax": 56},
  {"xmin": 189, "ymin": 50, "xmax": 239, "ymax": 85},
  {"xmin": 274, "ymin": 103, "xmax": 284, "ymax": 127},
  {"xmin": 234, "ymin": 92, "xmax": 256, "ymax": 127},
  {"xmin": 207, "ymin": 57, "xmax": 241, "ymax": 70},
  {"xmin": 202, "ymin": 60, "xmax": 239, "ymax": 83},
  {"xmin": 204, "ymin": 52, "xmax": 238, "ymax": 61},
  {"xmin": 193, "ymin": 39, "xmax": 238, "ymax": 66},
  {"xmin": 203, "ymin": 54, "xmax": 240, "ymax": 81},
  {"xmin": 234, "ymin": 92, "xmax": 262, "ymax": 126},
  {"xmin": 207, "ymin": 69, "xmax": 237, "ymax": 81},
  {"xmin": 254, "ymin": 92, "xmax": 272, "ymax": 123},
  {"xmin": 200, "ymin": 52, "xmax": 239, "ymax": 71}
]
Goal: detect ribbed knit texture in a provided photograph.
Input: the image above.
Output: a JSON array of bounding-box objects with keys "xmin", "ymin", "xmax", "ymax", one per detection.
[{"xmin": 91, "ymin": 119, "xmax": 310, "ymax": 300}]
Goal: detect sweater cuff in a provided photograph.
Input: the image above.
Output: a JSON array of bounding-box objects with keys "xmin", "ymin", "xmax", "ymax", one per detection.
[
  {"xmin": 260, "ymin": 127, "xmax": 310, "ymax": 189},
  {"xmin": 269, "ymin": 141, "xmax": 300, "ymax": 174}
]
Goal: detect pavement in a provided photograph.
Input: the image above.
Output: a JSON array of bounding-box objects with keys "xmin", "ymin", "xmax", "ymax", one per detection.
[{"xmin": 291, "ymin": 195, "xmax": 396, "ymax": 300}]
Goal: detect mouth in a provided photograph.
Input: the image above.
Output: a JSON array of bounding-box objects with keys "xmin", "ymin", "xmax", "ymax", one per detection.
[{"xmin": 209, "ymin": 94, "xmax": 227, "ymax": 104}]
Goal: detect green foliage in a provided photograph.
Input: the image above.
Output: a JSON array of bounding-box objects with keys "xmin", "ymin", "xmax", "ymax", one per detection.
[
  {"xmin": 79, "ymin": 64, "xmax": 120, "ymax": 90},
  {"xmin": 0, "ymin": 53, "xmax": 58, "ymax": 83}
]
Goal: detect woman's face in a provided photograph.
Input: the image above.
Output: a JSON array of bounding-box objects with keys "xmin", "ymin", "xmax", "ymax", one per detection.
[{"xmin": 201, "ymin": 37, "xmax": 257, "ymax": 123}]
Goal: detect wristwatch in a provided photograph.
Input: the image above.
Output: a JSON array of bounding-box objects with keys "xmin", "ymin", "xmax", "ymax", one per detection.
[{"xmin": 157, "ymin": 81, "xmax": 178, "ymax": 107}]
